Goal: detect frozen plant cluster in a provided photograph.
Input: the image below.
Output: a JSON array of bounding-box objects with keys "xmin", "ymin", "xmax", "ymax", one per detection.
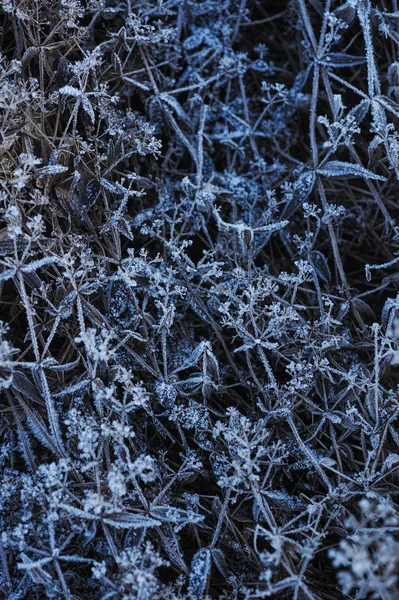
[{"xmin": 2, "ymin": 0, "xmax": 399, "ymax": 598}]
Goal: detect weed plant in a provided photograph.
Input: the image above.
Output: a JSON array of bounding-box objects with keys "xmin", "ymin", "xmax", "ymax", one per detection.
[{"xmin": 1, "ymin": 1, "xmax": 399, "ymax": 598}]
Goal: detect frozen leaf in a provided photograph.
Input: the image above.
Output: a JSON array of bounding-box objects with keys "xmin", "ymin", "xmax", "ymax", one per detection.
[
  {"xmin": 311, "ymin": 251, "xmax": 331, "ymax": 283},
  {"xmin": 189, "ymin": 548, "xmax": 211, "ymax": 599},
  {"xmin": 321, "ymin": 53, "xmax": 367, "ymax": 68},
  {"xmin": 320, "ymin": 457, "xmax": 336, "ymax": 467},
  {"xmin": 102, "ymin": 512, "xmax": 161, "ymax": 529},
  {"xmin": 36, "ymin": 165, "xmax": 68, "ymax": 179},
  {"xmin": 317, "ymin": 161, "xmax": 386, "ymax": 180},
  {"xmin": 81, "ymin": 94, "xmax": 95, "ymax": 123},
  {"xmin": 12, "ymin": 371, "xmax": 43, "ymax": 405},
  {"xmin": 351, "ymin": 298, "xmax": 376, "ymax": 320},
  {"xmin": 211, "ymin": 549, "xmax": 229, "ymax": 579},
  {"xmin": 159, "ymin": 92, "xmax": 189, "ymax": 123},
  {"xmin": 382, "ymin": 454, "xmax": 399, "ymax": 472},
  {"xmin": 58, "ymin": 85, "xmax": 82, "ymax": 98},
  {"xmin": 348, "ymin": 99, "xmax": 370, "ymax": 124}
]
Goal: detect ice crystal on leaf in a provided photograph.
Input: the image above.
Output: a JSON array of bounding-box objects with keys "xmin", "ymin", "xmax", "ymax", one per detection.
[{"xmin": 1, "ymin": 1, "xmax": 399, "ymax": 599}]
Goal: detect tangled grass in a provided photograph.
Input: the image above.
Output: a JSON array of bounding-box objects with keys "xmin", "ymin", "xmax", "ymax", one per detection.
[{"xmin": 1, "ymin": 1, "xmax": 399, "ymax": 598}]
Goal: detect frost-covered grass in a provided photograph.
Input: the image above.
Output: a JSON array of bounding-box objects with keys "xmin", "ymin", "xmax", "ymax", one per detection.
[{"xmin": 1, "ymin": 1, "xmax": 399, "ymax": 598}]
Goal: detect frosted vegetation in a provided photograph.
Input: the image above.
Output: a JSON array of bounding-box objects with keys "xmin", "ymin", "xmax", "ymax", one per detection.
[{"xmin": 1, "ymin": 0, "xmax": 399, "ymax": 598}]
